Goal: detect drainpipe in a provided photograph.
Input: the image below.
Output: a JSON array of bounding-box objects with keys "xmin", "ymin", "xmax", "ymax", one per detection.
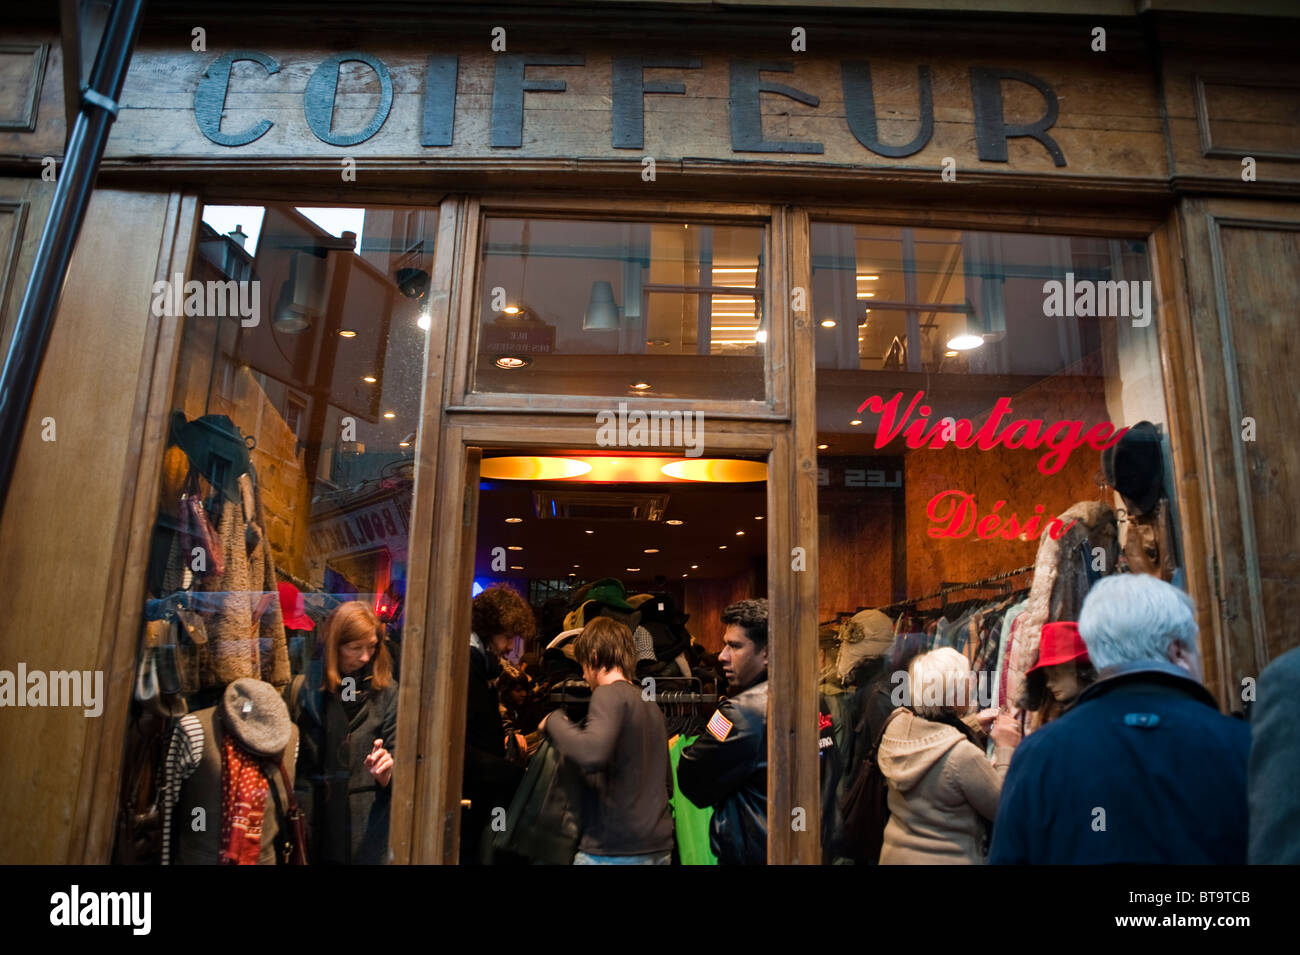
[{"xmin": 0, "ymin": 0, "xmax": 146, "ymax": 521}]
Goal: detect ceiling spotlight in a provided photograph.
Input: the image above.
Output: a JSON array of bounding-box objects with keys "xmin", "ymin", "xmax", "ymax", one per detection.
[
  {"xmin": 572, "ymin": 564, "xmax": 580, "ymax": 569},
  {"xmin": 495, "ymin": 356, "xmax": 531, "ymax": 369},
  {"xmin": 666, "ymin": 519, "xmax": 684, "ymax": 526},
  {"xmin": 584, "ymin": 529, "xmax": 594, "ymax": 535},
  {"xmin": 338, "ymin": 329, "xmax": 357, "ymax": 338},
  {"xmin": 502, "ymin": 305, "xmax": 521, "ymax": 315},
  {"xmin": 690, "ymin": 564, "xmax": 699, "ymax": 569},
  {"xmin": 399, "ymin": 440, "xmax": 410, "ymax": 448},
  {"xmin": 630, "ymin": 381, "xmax": 652, "ymax": 391},
  {"xmin": 507, "ymin": 545, "xmax": 522, "ymax": 551},
  {"xmin": 718, "ymin": 545, "xmax": 727, "ymax": 550},
  {"xmin": 754, "ymin": 515, "xmax": 764, "ymax": 520},
  {"xmin": 644, "ymin": 548, "xmax": 659, "ymax": 554},
  {"xmin": 858, "ymin": 274, "xmax": 880, "ymax": 281},
  {"xmin": 626, "ymin": 567, "xmax": 640, "ymax": 572},
  {"xmin": 362, "ymin": 375, "xmax": 377, "ymax": 384},
  {"xmin": 569, "ymin": 572, "xmax": 576, "ymax": 577},
  {"xmin": 383, "ymin": 411, "xmax": 396, "ymax": 419},
  {"xmin": 947, "ymin": 333, "xmax": 984, "ymax": 351},
  {"xmin": 505, "ymin": 517, "xmax": 523, "ymax": 524},
  {"xmin": 736, "ymin": 530, "xmax": 745, "ymax": 536},
  {"xmin": 817, "ymin": 443, "xmax": 829, "ymax": 450},
  {"xmin": 850, "ymin": 419, "xmax": 862, "ymax": 426},
  {"xmin": 820, "ymin": 319, "xmax": 837, "ymax": 328},
  {"xmin": 509, "ymin": 565, "xmax": 524, "ymax": 571}
]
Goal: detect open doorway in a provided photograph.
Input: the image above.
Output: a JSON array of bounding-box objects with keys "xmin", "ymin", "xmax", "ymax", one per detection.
[{"xmin": 459, "ymin": 447, "xmax": 768, "ymax": 865}]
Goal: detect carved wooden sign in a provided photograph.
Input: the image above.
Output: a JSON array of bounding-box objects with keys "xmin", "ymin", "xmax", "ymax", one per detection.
[{"xmin": 106, "ymin": 45, "xmax": 1169, "ymax": 176}]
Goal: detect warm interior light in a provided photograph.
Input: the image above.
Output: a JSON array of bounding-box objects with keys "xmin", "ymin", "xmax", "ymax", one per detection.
[
  {"xmin": 510, "ymin": 565, "xmax": 524, "ymax": 570},
  {"xmin": 502, "ymin": 305, "xmax": 521, "ymax": 314},
  {"xmin": 660, "ymin": 459, "xmax": 769, "ymax": 483},
  {"xmin": 666, "ymin": 519, "xmax": 684, "ymax": 526},
  {"xmin": 856, "ymin": 292, "xmax": 876, "ymax": 299},
  {"xmin": 817, "ymin": 443, "xmax": 829, "ymax": 450},
  {"xmin": 495, "ymin": 356, "xmax": 530, "ymax": 369},
  {"xmin": 383, "ymin": 411, "xmax": 396, "ymax": 419},
  {"xmin": 584, "ymin": 529, "xmax": 594, "ymax": 535},
  {"xmin": 626, "ymin": 567, "xmax": 640, "ymax": 572},
  {"xmin": 946, "ymin": 333, "xmax": 985, "ymax": 351},
  {"xmin": 399, "ymin": 441, "xmax": 411, "ymax": 448},
  {"xmin": 630, "ymin": 381, "xmax": 652, "ymax": 391},
  {"xmin": 850, "ymin": 419, "xmax": 863, "ymax": 426},
  {"xmin": 755, "ymin": 515, "xmax": 764, "ymax": 520},
  {"xmin": 735, "ymin": 530, "xmax": 745, "ymax": 536},
  {"xmin": 480, "ymin": 456, "xmax": 593, "ymax": 480},
  {"xmin": 718, "ymin": 545, "xmax": 727, "ymax": 550},
  {"xmin": 690, "ymin": 564, "xmax": 699, "ymax": 569},
  {"xmin": 821, "ymin": 319, "xmax": 837, "ymax": 328},
  {"xmin": 944, "ymin": 349, "xmax": 960, "ymax": 358},
  {"xmin": 755, "ymin": 330, "xmax": 768, "ymax": 343},
  {"xmin": 362, "ymin": 375, "xmax": 377, "ymax": 383},
  {"xmin": 507, "ymin": 546, "xmax": 522, "ymax": 551},
  {"xmin": 505, "ymin": 517, "xmax": 523, "ymax": 523},
  {"xmin": 644, "ymin": 548, "xmax": 659, "ymax": 554},
  {"xmin": 338, "ymin": 329, "xmax": 357, "ymax": 338},
  {"xmin": 858, "ymin": 274, "xmax": 880, "ymax": 281}
]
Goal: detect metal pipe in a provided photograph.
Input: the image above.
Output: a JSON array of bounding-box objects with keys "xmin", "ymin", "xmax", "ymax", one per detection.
[{"xmin": 0, "ymin": 0, "xmax": 146, "ymax": 520}]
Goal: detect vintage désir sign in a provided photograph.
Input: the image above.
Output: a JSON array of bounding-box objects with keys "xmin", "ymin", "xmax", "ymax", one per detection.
[{"xmin": 193, "ymin": 50, "xmax": 1068, "ymax": 165}]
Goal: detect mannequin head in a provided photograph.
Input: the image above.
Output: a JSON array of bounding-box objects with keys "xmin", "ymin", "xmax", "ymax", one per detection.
[{"xmin": 323, "ymin": 601, "xmax": 393, "ymax": 692}]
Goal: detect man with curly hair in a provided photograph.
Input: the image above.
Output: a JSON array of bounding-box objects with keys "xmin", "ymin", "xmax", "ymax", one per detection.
[{"xmin": 462, "ymin": 585, "xmax": 537, "ymax": 863}]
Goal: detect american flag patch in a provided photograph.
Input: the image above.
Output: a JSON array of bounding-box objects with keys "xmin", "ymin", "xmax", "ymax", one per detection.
[{"xmin": 706, "ymin": 709, "xmax": 734, "ymax": 742}]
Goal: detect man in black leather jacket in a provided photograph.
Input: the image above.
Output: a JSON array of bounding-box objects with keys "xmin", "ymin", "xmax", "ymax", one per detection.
[{"xmin": 678, "ymin": 599, "xmax": 769, "ymax": 865}]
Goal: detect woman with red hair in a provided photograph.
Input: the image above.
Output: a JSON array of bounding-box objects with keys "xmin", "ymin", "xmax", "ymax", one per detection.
[{"xmin": 288, "ymin": 600, "xmax": 398, "ymax": 864}]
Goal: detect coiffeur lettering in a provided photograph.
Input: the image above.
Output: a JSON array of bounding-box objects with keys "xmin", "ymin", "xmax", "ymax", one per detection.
[{"xmin": 856, "ymin": 391, "xmax": 1129, "ymax": 542}]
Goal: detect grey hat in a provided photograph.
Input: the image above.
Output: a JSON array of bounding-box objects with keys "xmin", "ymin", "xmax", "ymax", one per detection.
[{"xmin": 220, "ymin": 678, "xmax": 292, "ymax": 756}]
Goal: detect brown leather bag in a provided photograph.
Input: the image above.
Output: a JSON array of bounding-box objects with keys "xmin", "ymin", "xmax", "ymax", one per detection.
[{"xmin": 274, "ymin": 759, "xmax": 309, "ymax": 865}]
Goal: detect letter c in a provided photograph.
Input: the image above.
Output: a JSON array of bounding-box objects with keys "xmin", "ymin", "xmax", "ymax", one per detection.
[{"xmin": 195, "ymin": 51, "xmax": 281, "ymax": 146}]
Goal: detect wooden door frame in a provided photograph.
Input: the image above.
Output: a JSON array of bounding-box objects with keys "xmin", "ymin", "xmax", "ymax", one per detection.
[
  {"xmin": 406, "ymin": 413, "xmax": 822, "ymax": 864},
  {"xmin": 1171, "ymin": 197, "xmax": 1300, "ymax": 707}
]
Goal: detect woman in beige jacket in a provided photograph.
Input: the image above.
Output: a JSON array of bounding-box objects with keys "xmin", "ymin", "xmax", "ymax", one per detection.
[{"xmin": 878, "ymin": 647, "xmax": 1022, "ymax": 864}]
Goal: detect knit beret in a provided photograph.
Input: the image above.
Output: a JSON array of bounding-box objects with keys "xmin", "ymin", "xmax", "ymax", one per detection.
[{"xmin": 220, "ymin": 678, "xmax": 293, "ymax": 756}]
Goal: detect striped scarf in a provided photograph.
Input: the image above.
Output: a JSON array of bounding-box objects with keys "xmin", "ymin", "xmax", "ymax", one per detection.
[{"xmin": 219, "ymin": 735, "xmax": 268, "ymax": 865}]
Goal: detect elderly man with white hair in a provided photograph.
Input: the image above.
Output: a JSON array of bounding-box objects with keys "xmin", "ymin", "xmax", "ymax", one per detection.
[{"xmin": 989, "ymin": 574, "xmax": 1250, "ymax": 864}]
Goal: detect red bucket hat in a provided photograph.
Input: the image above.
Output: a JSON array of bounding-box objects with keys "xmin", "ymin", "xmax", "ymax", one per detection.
[
  {"xmin": 277, "ymin": 581, "xmax": 315, "ymax": 631},
  {"xmin": 1027, "ymin": 621, "xmax": 1088, "ymax": 673}
]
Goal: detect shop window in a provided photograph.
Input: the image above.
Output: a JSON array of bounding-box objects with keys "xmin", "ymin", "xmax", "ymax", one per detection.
[
  {"xmin": 813, "ymin": 221, "xmax": 1178, "ymax": 864},
  {"xmin": 472, "ymin": 216, "xmax": 767, "ymax": 401},
  {"xmin": 115, "ymin": 202, "xmax": 436, "ymax": 866}
]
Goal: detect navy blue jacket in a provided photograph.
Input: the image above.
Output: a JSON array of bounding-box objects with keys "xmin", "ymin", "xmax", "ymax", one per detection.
[{"xmin": 989, "ymin": 660, "xmax": 1249, "ymax": 865}]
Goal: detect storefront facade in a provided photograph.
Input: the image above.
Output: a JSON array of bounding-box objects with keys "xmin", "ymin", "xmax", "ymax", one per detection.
[{"xmin": 1, "ymin": 1, "xmax": 1298, "ymax": 865}]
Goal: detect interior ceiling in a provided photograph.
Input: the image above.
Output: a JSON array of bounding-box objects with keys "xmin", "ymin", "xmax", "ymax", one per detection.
[{"xmin": 474, "ymin": 464, "xmax": 767, "ymax": 586}]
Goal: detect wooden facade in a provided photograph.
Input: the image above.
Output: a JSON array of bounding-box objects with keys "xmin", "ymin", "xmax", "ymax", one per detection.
[{"xmin": 0, "ymin": 4, "xmax": 1298, "ymax": 864}]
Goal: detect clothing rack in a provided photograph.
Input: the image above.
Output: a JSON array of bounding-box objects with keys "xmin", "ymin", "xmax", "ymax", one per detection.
[{"xmin": 826, "ymin": 564, "xmax": 1035, "ymax": 623}]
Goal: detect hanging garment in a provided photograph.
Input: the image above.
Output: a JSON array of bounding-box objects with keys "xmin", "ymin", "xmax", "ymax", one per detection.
[{"xmin": 669, "ymin": 735, "xmax": 717, "ymax": 865}]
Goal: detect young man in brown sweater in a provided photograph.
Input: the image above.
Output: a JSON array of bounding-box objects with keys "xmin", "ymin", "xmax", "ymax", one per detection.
[{"xmin": 542, "ymin": 617, "xmax": 674, "ymax": 864}]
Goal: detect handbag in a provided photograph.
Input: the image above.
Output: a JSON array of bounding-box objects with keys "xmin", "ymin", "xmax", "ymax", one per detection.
[
  {"xmin": 273, "ymin": 759, "xmax": 309, "ymax": 865},
  {"xmin": 839, "ymin": 706, "xmax": 906, "ymax": 864},
  {"xmin": 484, "ymin": 739, "xmax": 582, "ymax": 865}
]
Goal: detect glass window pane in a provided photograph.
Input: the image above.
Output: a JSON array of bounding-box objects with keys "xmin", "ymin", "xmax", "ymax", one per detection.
[
  {"xmin": 474, "ymin": 217, "xmax": 766, "ymax": 401},
  {"xmin": 813, "ymin": 222, "xmax": 1176, "ymax": 865},
  {"xmin": 120, "ymin": 202, "xmax": 435, "ymax": 866}
]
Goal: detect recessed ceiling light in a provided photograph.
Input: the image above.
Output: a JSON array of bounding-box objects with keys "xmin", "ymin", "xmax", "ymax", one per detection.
[
  {"xmin": 383, "ymin": 411, "xmax": 396, "ymax": 419},
  {"xmin": 644, "ymin": 548, "xmax": 659, "ymax": 554},
  {"xmin": 572, "ymin": 564, "xmax": 580, "ymax": 568},
  {"xmin": 509, "ymin": 565, "xmax": 523, "ymax": 570},
  {"xmin": 666, "ymin": 519, "xmax": 684, "ymax": 526},
  {"xmin": 630, "ymin": 381, "xmax": 652, "ymax": 391},
  {"xmin": 507, "ymin": 545, "xmax": 522, "ymax": 551},
  {"xmin": 569, "ymin": 572, "xmax": 576, "ymax": 577},
  {"xmin": 495, "ymin": 356, "xmax": 530, "ymax": 369},
  {"xmin": 754, "ymin": 515, "xmax": 763, "ymax": 520},
  {"xmin": 690, "ymin": 564, "xmax": 699, "ymax": 569},
  {"xmin": 718, "ymin": 545, "xmax": 727, "ymax": 550},
  {"xmin": 399, "ymin": 440, "xmax": 410, "ymax": 448},
  {"xmin": 850, "ymin": 419, "xmax": 863, "ymax": 426},
  {"xmin": 362, "ymin": 375, "xmax": 377, "ymax": 383},
  {"xmin": 505, "ymin": 517, "xmax": 523, "ymax": 523},
  {"xmin": 503, "ymin": 305, "xmax": 521, "ymax": 315},
  {"xmin": 626, "ymin": 567, "xmax": 640, "ymax": 572},
  {"xmin": 817, "ymin": 443, "xmax": 829, "ymax": 450},
  {"xmin": 338, "ymin": 329, "xmax": 357, "ymax": 338},
  {"xmin": 584, "ymin": 529, "xmax": 594, "ymax": 535},
  {"xmin": 682, "ymin": 573, "xmax": 688, "ymax": 577},
  {"xmin": 947, "ymin": 334, "xmax": 984, "ymax": 351},
  {"xmin": 820, "ymin": 319, "xmax": 836, "ymax": 328},
  {"xmin": 858, "ymin": 274, "xmax": 880, "ymax": 281},
  {"xmin": 736, "ymin": 530, "xmax": 744, "ymax": 536}
]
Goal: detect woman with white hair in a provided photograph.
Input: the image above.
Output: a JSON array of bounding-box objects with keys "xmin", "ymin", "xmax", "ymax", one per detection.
[{"xmin": 877, "ymin": 647, "xmax": 1023, "ymax": 864}]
